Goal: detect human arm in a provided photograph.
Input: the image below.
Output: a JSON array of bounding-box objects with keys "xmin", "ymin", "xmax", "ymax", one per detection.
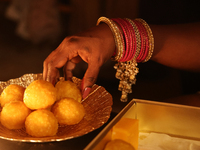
[
  {"xmin": 43, "ymin": 17, "xmax": 200, "ymax": 99},
  {"xmin": 150, "ymin": 22, "xmax": 200, "ymax": 72}
]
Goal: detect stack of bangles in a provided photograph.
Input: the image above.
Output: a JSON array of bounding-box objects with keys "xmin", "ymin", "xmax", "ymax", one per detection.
[{"xmin": 96, "ymin": 17, "xmax": 154, "ymax": 102}]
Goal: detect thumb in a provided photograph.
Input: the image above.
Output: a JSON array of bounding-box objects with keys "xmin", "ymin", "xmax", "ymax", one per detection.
[{"xmin": 81, "ymin": 64, "xmax": 100, "ymax": 99}]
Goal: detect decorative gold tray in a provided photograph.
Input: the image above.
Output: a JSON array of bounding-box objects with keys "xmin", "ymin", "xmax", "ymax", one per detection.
[
  {"xmin": 0, "ymin": 74, "xmax": 113, "ymax": 142},
  {"xmin": 85, "ymin": 99, "xmax": 200, "ymax": 150}
]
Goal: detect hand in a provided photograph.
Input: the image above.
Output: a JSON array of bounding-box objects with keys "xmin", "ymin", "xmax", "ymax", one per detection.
[{"xmin": 43, "ymin": 23, "xmax": 115, "ymax": 98}]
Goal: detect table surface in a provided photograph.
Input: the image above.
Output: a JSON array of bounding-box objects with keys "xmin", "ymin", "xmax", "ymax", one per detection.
[{"xmin": 0, "ymin": 112, "xmax": 116, "ymax": 150}]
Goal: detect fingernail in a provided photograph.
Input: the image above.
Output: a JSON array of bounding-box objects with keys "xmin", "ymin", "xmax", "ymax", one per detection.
[{"xmin": 82, "ymin": 87, "xmax": 91, "ymax": 99}]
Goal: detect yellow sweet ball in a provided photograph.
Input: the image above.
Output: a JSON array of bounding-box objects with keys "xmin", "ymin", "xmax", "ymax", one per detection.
[
  {"xmin": 23, "ymin": 80, "xmax": 57, "ymax": 110},
  {"xmin": 104, "ymin": 139, "xmax": 135, "ymax": 150},
  {"xmin": 1, "ymin": 101, "xmax": 31, "ymax": 129},
  {"xmin": 0, "ymin": 84, "xmax": 25, "ymax": 107},
  {"xmin": 25, "ymin": 109, "xmax": 58, "ymax": 137},
  {"xmin": 55, "ymin": 80, "xmax": 82, "ymax": 102},
  {"xmin": 52, "ymin": 98, "xmax": 85, "ymax": 125}
]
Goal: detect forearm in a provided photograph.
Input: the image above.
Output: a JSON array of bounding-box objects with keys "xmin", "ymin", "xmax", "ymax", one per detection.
[{"xmin": 150, "ymin": 22, "xmax": 200, "ymax": 72}]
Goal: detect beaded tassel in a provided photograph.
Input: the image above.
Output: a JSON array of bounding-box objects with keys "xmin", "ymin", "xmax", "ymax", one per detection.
[{"xmin": 114, "ymin": 60, "xmax": 139, "ymax": 102}]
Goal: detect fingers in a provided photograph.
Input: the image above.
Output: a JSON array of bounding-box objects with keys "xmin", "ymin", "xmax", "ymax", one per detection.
[
  {"xmin": 43, "ymin": 37, "xmax": 78, "ymax": 84},
  {"xmin": 81, "ymin": 63, "xmax": 101, "ymax": 99},
  {"xmin": 63, "ymin": 60, "xmax": 76, "ymax": 81},
  {"xmin": 63, "ymin": 56, "xmax": 82, "ymax": 81},
  {"xmin": 46, "ymin": 64, "xmax": 60, "ymax": 85},
  {"xmin": 43, "ymin": 50, "xmax": 57, "ymax": 81},
  {"xmin": 43, "ymin": 49, "xmax": 69, "ymax": 85}
]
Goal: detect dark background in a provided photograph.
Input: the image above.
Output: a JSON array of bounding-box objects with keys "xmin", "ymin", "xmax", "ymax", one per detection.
[{"xmin": 0, "ymin": 1, "xmax": 200, "ymax": 150}]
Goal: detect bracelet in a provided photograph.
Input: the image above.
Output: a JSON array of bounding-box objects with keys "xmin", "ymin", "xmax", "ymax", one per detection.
[
  {"xmin": 125, "ymin": 18, "xmax": 141, "ymax": 61},
  {"xmin": 96, "ymin": 17, "xmax": 124, "ymax": 61},
  {"xmin": 134, "ymin": 19, "xmax": 149, "ymax": 62},
  {"xmin": 135, "ymin": 19, "xmax": 154, "ymax": 62},
  {"xmin": 112, "ymin": 18, "xmax": 134, "ymax": 62},
  {"xmin": 96, "ymin": 17, "xmax": 154, "ymax": 102}
]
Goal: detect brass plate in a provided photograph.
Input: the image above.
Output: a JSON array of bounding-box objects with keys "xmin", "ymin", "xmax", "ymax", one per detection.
[{"xmin": 0, "ymin": 74, "xmax": 113, "ymax": 142}]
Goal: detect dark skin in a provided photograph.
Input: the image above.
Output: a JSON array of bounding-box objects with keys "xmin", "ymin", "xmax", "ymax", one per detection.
[
  {"xmin": 43, "ymin": 21, "xmax": 200, "ymax": 102},
  {"xmin": 43, "ymin": 24, "xmax": 115, "ymax": 85},
  {"xmin": 151, "ymin": 22, "xmax": 200, "ymax": 72}
]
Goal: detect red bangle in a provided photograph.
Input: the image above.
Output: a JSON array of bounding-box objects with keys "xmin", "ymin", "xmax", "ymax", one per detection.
[
  {"xmin": 136, "ymin": 18, "xmax": 153, "ymax": 62},
  {"xmin": 110, "ymin": 18, "xmax": 152, "ymax": 63},
  {"xmin": 139, "ymin": 20, "xmax": 149, "ymax": 62},
  {"xmin": 125, "ymin": 18, "xmax": 141, "ymax": 61},
  {"xmin": 123, "ymin": 19, "xmax": 137, "ymax": 61},
  {"xmin": 134, "ymin": 20, "xmax": 149, "ymax": 62},
  {"xmin": 134, "ymin": 20, "xmax": 144, "ymax": 62},
  {"xmin": 112, "ymin": 18, "xmax": 136, "ymax": 62}
]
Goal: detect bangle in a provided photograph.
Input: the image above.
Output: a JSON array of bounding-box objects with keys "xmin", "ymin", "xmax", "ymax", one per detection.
[
  {"xmin": 96, "ymin": 17, "xmax": 124, "ymax": 61},
  {"xmin": 133, "ymin": 19, "xmax": 148, "ymax": 62},
  {"xmin": 135, "ymin": 19, "xmax": 154, "ymax": 62},
  {"xmin": 96, "ymin": 17, "xmax": 154, "ymax": 102},
  {"xmin": 125, "ymin": 18, "xmax": 141, "ymax": 61},
  {"xmin": 112, "ymin": 18, "xmax": 133, "ymax": 62}
]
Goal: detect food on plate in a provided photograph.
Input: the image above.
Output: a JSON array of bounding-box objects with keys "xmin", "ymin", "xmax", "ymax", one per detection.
[
  {"xmin": 51, "ymin": 98, "xmax": 85, "ymax": 125},
  {"xmin": 104, "ymin": 139, "xmax": 135, "ymax": 150},
  {"xmin": 1, "ymin": 101, "xmax": 31, "ymax": 129},
  {"xmin": 0, "ymin": 78, "xmax": 86, "ymax": 137},
  {"xmin": 25, "ymin": 109, "xmax": 58, "ymax": 137},
  {"xmin": 55, "ymin": 80, "xmax": 82, "ymax": 102},
  {"xmin": 111, "ymin": 118, "xmax": 139, "ymax": 150},
  {"xmin": 23, "ymin": 80, "xmax": 57, "ymax": 110},
  {"xmin": 0, "ymin": 84, "xmax": 25, "ymax": 107}
]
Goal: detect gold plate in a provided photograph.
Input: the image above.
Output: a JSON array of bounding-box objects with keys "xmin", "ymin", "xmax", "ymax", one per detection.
[{"xmin": 0, "ymin": 74, "xmax": 113, "ymax": 142}]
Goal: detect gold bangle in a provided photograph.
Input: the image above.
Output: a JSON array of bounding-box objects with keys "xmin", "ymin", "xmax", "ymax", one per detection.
[
  {"xmin": 125, "ymin": 18, "xmax": 141, "ymax": 61},
  {"xmin": 96, "ymin": 17, "xmax": 124, "ymax": 61},
  {"xmin": 135, "ymin": 18, "xmax": 154, "ymax": 62}
]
